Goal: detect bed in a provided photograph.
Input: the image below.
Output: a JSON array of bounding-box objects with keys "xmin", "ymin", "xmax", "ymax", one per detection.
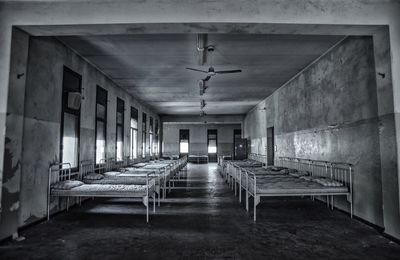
[
  {"xmin": 80, "ymin": 160, "xmax": 163, "ymax": 206},
  {"xmin": 47, "ymin": 163, "xmax": 157, "ymax": 222},
  {"xmin": 223, "ymin": 158, "xmax": 353, "ymax": 222},
  {"xmin": 188, "ymin": 154, "xmax": 209, "ymax": 164}
]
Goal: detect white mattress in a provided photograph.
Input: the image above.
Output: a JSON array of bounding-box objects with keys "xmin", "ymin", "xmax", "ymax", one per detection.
[
  {"xmin": 52, "ymin": 184, "xmax": 153, "ymax": 197},
  {"xmin": 83, "ymin": 178, "xmax": 148, "ymax": 185}
]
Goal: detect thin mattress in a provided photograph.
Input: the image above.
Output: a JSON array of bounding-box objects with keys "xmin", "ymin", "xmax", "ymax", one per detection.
[
  {"xmin": 247, "ymin": 176, "xmax": 348, "ymax": 195},
  {"xmin": 52, "ymin": 184, "xmax": 154, "ymax": 197}
]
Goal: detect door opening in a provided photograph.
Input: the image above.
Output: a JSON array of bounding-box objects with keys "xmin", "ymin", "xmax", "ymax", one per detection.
[{"xmin": 267, "ymin": 127, "xmax": 274, "ymax": 165}]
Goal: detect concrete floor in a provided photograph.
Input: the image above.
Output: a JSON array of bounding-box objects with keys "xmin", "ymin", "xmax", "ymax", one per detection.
[{"xmin": 1, "ymin": 163, "xmax": 399, "ymax": 259}]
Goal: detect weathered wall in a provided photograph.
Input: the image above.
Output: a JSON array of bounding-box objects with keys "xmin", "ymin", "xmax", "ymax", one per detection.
[
  {"xmin": 0, "ymin": 36, "xmax": 160, "ymax": 239},
  {"xmin": 244, "ymin": 36, "xmax": 400, "ymax": 238},
  {"xmin": 0, "ymin": 28, "xmax": 30, "ymax": 241},
  {"xmin": 163, "ymin": 123, "xmax": 241, "ymax": 156}
]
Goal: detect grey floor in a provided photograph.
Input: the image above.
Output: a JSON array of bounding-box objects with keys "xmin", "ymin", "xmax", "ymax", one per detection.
[{"xmin": 1, "ymin": 163, "xmax": 400, "ymax": 259}]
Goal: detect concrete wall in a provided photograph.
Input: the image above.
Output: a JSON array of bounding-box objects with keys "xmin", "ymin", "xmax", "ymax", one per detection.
[
  {"xmin": 0, "ymin": 35, "xmax": 159, "ymax": 239},
  {"xmin": 244, "ymin": 36, "xmax": 400, "ymax": 238},
  {"xmin": 163, "ymin": 123, "xmax": 241, "ymax": 156}
]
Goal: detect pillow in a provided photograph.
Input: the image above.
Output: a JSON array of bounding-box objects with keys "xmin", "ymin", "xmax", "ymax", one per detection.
[
  {"xmin": 278, "ymin": 169, "xmax": 290, "ymax": 174},
  {"xmin": 51, "ymin": 180, "xmax": 83, "ymax": 190},
  {"xmin": 104, "ymin": 171, "xmax": 121, "ymax": 177},
  {"xmin": 119, "ymin": 168, "xmax": 127, "ymax": 173},
  {"xmin": 290, "ymin": 171, "xmax": 310, "ymax": 178},
  {"xmin": 287, "ymin": 168, "xmax": 298, "ymax": 174},
  {"xmin": 299, "ymin": 175, "xmax": 315, "ymax": 182},
  {"xmin": 266, "ymin": 166, "xmax": 287, "ymax": 172},
  {"xmin": 83, "ymin": 173, "xmax": 104, "ymax": 180},
  {"xmin": 313, "ymin": 177, "xmax": 343, "ymax": 187}
]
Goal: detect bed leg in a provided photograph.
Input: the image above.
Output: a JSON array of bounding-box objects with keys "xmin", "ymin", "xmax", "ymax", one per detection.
[
  {"xmin": 147, "ymin": 204, "xmax": 149, "ymax": 223},
  {"xmin": 66, "ymin": 197, "xmax": 70, "ymax": 212},
  {"xmin": 246, "ymin": 191, "xmax": 249, "ymax": 211},
  {"xmin": 326, "ymin": 195, "xmax": 329, "ymax": 208},
  {"xmin": 234, "ymin": 180, "xmax": 237, "ymax": 196},
  {"xmin": 153, "ymin": 192, "xmax": 156, "ymax": 213},
  {"xmin": 239, "ymin": 187, "xmax": 242, "ymax": 203},
  {"xmin": 331, "ymin": 196, "xmax": 334, "ymax": 210},
  {"xmin": 254, "ymin": 196, "xmax": 257, "ymax": 222},
  {"xmin": 350, "ymin": 198, "xmax": 353, "ymax": 219}
]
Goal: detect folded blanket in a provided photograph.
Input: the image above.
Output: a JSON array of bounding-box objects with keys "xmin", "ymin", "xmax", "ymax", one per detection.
[
  {"xmin": 83, "ymin": 173, "xmax": 104, "ymax": 180},
  {"xmin": 290, "ymin": 171, "xmax": 310, "ymax": 178},
  {"xmin": 299, "ymin": 175, "xmax": 315, "ymax": 181},
  {"xmin": 313, "ymin": 177, "xmax": 343, "ymax": 187}
]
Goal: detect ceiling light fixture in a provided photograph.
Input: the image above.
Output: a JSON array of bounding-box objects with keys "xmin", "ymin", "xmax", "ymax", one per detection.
[
  {"xmin": 199, "ymin": 80, "xmax": 208, "ymax": 96},
  {"xmin": 200, "ymin": 99, "xmax": 206, "ymax": 109}
]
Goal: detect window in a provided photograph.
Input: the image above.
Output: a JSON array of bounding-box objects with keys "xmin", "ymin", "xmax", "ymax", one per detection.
[
  {"xmin": 154, "ymin": 120, "xmax": 159, "ymax": 156},
  {"xmin": 207, "ymin": 129, "xmax": 217, "ymax": 154},
  {"xmin": 149, "ymin": 117, "xmax": 153, "ymax": 157},
  {"xmin": 142, "ymin": 112, "xmax": 147, "ymax": 158},
  {"xmin": 233, "ymin": 129, "xmax": 242, "ymax": 160},
  {"xmin": 61, "ymin": 67, "xmax": 81, "ymax": 170},
  {"xmin": 130, "ymin": 107, "xmax": 138, "ymax": 159},
  {"xmin": 95, "ymin": 86, "xmax": 107, "ymax": 164},
  {"xmin": 179, "ymin": 129, "xmax": 189, "ymax": 154},
  {"xmin": 116, "ymin": 98, "xmax": 124, "ymax": 161}
]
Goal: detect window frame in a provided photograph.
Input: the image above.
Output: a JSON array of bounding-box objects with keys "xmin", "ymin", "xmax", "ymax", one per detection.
[
  {"xmin": 130, "ymin": 106, "xmax": 138, "ymax": 160},
  {"xmin": 116, "ymin": 98, "xmax": 125, "ymax": 161},
  {"xmin": 179, "ymin": 129, "xmax": 190, "ymax": 155},
  {"xmin": 95, "ymin": 85, "xmax": 108, "ymax": 165},
  {"xmin": 142, "ymin": 112, "xmax": 147, "ymax": 158},
  {"xmin": 60, "ymin": 66, "xmax": 82, "ymax": 171},
  {"xmin": 207, "ymin": 129, "xmax": 218, "ymax": 154},
  {"xmin": 149, "ymin": 117, "xmax": 153, "ymax": 157}
]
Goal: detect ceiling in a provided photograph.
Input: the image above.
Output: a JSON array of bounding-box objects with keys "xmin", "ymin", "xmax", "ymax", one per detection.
[{"xmin": 58, "ymin": 34, "xmax": 343, "ymax": 115}]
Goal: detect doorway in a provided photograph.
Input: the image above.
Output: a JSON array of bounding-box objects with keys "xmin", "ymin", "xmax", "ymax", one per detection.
[
  {"xmin": 207, "ymin": 129, "xmax": 218, "ymax": 162},
  {"xmin": 267, "ymin": 127, "xmax": 274, "ymax": 165}
]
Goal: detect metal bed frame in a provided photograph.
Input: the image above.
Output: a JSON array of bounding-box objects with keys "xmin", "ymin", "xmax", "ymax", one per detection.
[
  {"xmin": 47, "ymin": 162, "xmax": 156, "ymax": 222},
  {"xmin": 80, "ymin": 159, "xmax": 163, "ymax": 206},
  {"xmin": 223, "ymin": 156, "xmax": 353, "ymax": 222}
]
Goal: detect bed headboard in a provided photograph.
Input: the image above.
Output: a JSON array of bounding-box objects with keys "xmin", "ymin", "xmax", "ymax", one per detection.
[
  {"xmin": 275, "ymin": 156, "xmax": 353, "ymax": 187},
  {"xmin": 80, "ymin": 160, "xmax": 95, "ymax": 179},
  {"xmin": 48, "ymin": 163, "xmax": 72, "ymax": 185},
  {"xmin": 99, "ymin": 158, "xmax": 116, "ymax": 172}
]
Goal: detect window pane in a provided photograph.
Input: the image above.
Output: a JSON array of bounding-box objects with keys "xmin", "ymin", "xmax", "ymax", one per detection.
[
  {"xmin": 117, "ymin": 125, "xmax": 123, "ymax": 161},
  {"xmin": 62, "ymin": 113, "xmax": 79, "ymax": 168},
  {"xmin": 131, "ymin": 118, "xmax": 138, "ymax": 129},
  {"xmin": 180, "ymin": 143, "xmax": 189, "ymax": 153},
  {"xmin": 142, "ymin": 132, "xmax": 146, "ymax": 158},
  {"xmin": 117, "ymin": 112, "xmax": 123, "ymax": 125},
  {"xmin": 96, "ymin": 121, "xmax": 106, "ymax": 164},
  {"xmin": 96, "ymin": 104, "xmax": 106, "ymax": 119},
  {"xmin": 149, "ymin": 134, "xmax": 153, "ymax": 156},
  {"xmin": 208, "ymin": 140, "xmax": 217, "ymax": 153},
  {"xmin": 131, "ymin": 129, "xmax": 137, "ymax": 159}
]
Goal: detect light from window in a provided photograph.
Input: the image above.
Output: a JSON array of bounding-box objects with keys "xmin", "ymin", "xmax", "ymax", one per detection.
[
  {"xmin": 62, "ymin": 113, "xmax": 79, "ymax": 168},
  {"xmin": 208, "ymin": 139, "xmax": 217, "ymax": 154},
  {"xmin": 180, "ymin": 142, "xmax": 189, "ymax": 153}
]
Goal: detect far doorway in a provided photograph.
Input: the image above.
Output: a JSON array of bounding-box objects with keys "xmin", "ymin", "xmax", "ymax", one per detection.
[
  {"xmin": 207, "ymin": 129, "xmax": 218, "ymax": 162},
  {"xmin": 267, "ymin": 127, "xmax": 274, "ymax": 165}
]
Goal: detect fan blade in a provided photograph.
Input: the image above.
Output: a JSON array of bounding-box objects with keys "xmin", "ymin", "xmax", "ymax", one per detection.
[
  {"xmin": 215, "ymin": 69, "xmax": 242, "ymax": 74},
  {"xmin": 186, "ymin": 67, "xmax": 208, "ymax": 73},
  {"xmin": 203, "ymin": 75, "xmax": 211, "ymax": 81}
]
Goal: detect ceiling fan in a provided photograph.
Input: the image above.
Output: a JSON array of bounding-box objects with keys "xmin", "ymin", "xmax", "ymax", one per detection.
[
  {"xmin": 186, "ymin": 66, "xmax": 242, "ymax": 81},
  {"xmin": 186, "ymin": 44, "xmax": 242, "ymax": 81}
]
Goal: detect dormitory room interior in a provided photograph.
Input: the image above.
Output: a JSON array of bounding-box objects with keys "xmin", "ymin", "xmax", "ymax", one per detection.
[{"xmin": 1, "ymin": 1, "xmax": 400, "ymax": 259}]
